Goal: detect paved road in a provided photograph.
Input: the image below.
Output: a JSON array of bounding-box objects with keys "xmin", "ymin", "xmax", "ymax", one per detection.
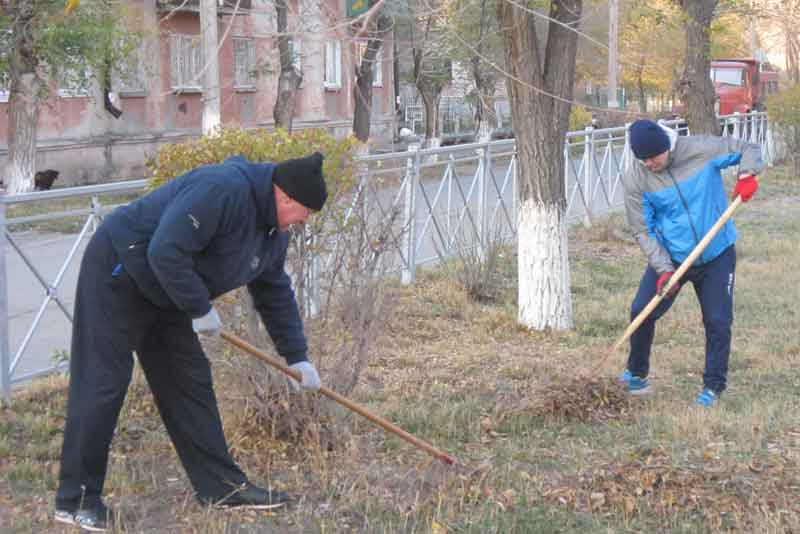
[{"xmin": 4, "ymin": 231, "xmax": 86, "ymax": 386}]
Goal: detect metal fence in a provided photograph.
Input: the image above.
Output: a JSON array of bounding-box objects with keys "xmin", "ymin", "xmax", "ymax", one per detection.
[
  {"xmin": 0, "ymin": 111, "xmax": 779, "ymax": 400},
  {"xmin": 0, "ymin": 181, "xmax": 149, "ymax": 400}
]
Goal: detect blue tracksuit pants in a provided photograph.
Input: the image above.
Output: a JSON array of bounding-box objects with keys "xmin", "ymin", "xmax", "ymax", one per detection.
[{"xmin": 627, "ymin": 245, "xmax": 736, "ymax": 393}]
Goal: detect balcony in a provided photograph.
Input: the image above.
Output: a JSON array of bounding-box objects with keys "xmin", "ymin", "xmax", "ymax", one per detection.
[{"xmin": 156, "ymin": 0, "xmax": 252, "ymax": 14}]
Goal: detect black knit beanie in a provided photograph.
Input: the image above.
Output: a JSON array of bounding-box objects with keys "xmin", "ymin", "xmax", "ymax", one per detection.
[
  {"xmin": 629, "ymin": 120, "xmax": 670, "ymax": 160},
  {"xmin": 273, "ymin": 152, "xmax": 327, "ymax": 211}
]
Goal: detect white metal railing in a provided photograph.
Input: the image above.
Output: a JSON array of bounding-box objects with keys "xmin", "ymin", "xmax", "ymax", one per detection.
[
  {"xmin": 0, "ymin": 111, "xmax": 778, "ymax": 399},
  {"xmin": 0, "ymin": 181, "xmax": 148, "ymax": 400}
]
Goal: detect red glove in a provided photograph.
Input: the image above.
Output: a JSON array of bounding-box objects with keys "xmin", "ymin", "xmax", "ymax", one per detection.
[
  {"xmin": 656, "ymin": 271, "xmax": 680, "ymax": 298},
  {"xmin": 732, "ymin": 175, "xmax": 758, "ymax": 202}
]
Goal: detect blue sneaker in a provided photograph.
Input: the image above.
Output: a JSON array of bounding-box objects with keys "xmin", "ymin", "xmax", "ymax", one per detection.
[
  {"xmin": 627, "ymin": 376, "xmax": 651, "ymax": 396},
  {"xmin": 618, "ymin": 369, "xmax": 633, "ymax": 385},
  {"xmin": 695, "ymin": 388, "xmax": 718, "ymax": 407}
]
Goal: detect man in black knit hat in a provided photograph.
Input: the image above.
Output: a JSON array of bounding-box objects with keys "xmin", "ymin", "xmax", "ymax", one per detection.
[{"xmin": 54, "ymin": 152, "xmax": 327, "ymax": 531}]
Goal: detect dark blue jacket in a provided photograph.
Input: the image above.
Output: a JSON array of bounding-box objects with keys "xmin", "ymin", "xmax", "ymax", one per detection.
[{"xmin": 103, "ymin": 156, "xmax": 308, "ymax": 364}]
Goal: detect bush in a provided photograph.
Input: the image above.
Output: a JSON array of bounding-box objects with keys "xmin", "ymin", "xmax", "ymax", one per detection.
[
  {"xmin": 147, "ymin": 126, "xmax": 359, "ymax": 193},
  {"xmin": 569, "ymin": 105, "xmax": 593, "ymax": 131},
  {"xmin": 147, "ymin": 128, "xmax": 399, "ymax": 449},
  {"xmin": 767, "ymin": 85, "xmax": 800, "ymax": 176}
]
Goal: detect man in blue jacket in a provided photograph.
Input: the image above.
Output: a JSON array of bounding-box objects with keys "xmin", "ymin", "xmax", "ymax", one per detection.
[
  {"xmin": 54, "ymin": 152, "xmax": 327, "ymax": 531},
  {"xmin": 619, "ymin": 120, "xmax": 763, "ymax": 407}
]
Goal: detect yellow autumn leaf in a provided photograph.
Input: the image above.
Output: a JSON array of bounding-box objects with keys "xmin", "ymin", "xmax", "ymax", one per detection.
[{"xmin": 65, "ymin": 0, "xmax": 80, "ymax": 16}]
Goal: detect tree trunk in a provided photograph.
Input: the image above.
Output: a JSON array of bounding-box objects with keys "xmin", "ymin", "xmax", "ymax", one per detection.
[
  {"xmin": 676, "ymin": 0, "xmax": 718, "ymax": 134},
  {"xmin": 411, "ymin": 21, "xmax": 448, "ymax": 149},
  {"xmin": 200, "ymin": 0, "xmax": 221, "ymax": 135},
  {"xmin": 5, "ymin": 2, "xmax": 42, "ymax": 194},
  {"xmin": 419, "ymin": 88, "xmax": 440, "ymax": 143},
  {"xmin": 471, "ymin": 59, "xmax": 497, "ymax": 141},
  {"xmin": 497, "ymin": 0, "xmax": 580, "ymax": 331},
  {"xmin": 353, "ymin": 13, "xmax": 391, "ymax": 143},
  {"xmin": 636, "ymin": 64, "xmax": 647, "ymax": 113},
  {"xmin": 273, "ymin": 0, "xmax": 302, "ymax": 131},
  {"xmin": 787, "ymin": 28, "xmax": 800, "ymax": 83},
  {"xmin": 471, "ymin": 0, "xmax": 497, "ymax": 141}
]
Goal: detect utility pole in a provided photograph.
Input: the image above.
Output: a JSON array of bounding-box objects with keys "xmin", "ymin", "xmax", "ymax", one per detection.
[
  {"xmin": 200, "ymin": 0, "xmax": 221, "ymax": 135},
  {"xmin": 607, "ymin": 0, "xmax": 619, "ymax": 108},
  {"xmin": 749, "ymin": 2, "xmax": 764, "ymax": 65}
]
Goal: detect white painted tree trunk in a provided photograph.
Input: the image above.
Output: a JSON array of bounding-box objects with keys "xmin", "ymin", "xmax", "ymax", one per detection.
[
  {"xmin": 517, "ymin": 198, "xmax": 573, "ymax": 330},
  {"xmin": 5, "ymin": 73, "xmax": 40, "ymax": 194},
  {"xmin": 477, "ymin": 120, "xmax": 491, "ymax": 142},
  {"xmin": 200, "ymin": 0, "xmax": 221, "ymax": 135}
]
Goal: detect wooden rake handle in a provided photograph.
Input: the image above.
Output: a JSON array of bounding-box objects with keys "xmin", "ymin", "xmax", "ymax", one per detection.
[
  {"xmin": 220, "ymin": 331, "xmax": 458, "ymax": 466},
  {"xmin": 592, "ymin": 191, "xmax": 748, "ymax": 375}
]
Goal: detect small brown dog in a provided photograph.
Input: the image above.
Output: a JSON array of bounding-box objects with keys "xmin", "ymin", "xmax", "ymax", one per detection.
[{"xmin": 34, "ymin": 169, "xmax": 60, "ymax": 191}]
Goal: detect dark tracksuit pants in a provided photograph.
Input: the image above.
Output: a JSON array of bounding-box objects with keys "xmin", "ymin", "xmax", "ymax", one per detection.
[
  {"xmin": 627, "ymin": 245, "xmax": 736, "ymax": 394},
  {"xmin": 55, "ymin": 226, "xmax": 246, "ymax": 512}
]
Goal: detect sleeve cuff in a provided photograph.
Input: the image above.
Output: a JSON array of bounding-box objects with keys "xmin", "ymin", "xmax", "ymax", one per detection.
[{"xmin": 283, "ymin": 352, "xmax": 308, "ymax": 365}]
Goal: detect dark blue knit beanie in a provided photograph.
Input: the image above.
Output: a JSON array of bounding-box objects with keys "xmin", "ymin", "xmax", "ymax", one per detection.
[{"xmin": 629, "ymin": 120, "xmax": 670, "ymax": 160}]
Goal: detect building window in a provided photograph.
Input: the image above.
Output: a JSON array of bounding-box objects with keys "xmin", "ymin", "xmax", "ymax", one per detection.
[
  {"xmin": 170, "ymin": 33, "xmax": 203, "ymax": 91},
  {"xmin": 291, "ymin": 38, "xmax": 302, "ymax": 73},
  {"xmin": 233, "ymin": 37, "xmax": 256, "ymax": 89},
  {"xmin": 355, "ymin": 41, "xmax": 382, "ymax": 87},
  {"xmin": 58, "ymin": 65, "xmax": 92, "ymax": 98},
  {"xmin": 324, "ymin": 40, "xmax": 341, "ymax": 90},
  {"xmin": 113, "ymin": 44, "xmax": 147, "ymax": 95}
]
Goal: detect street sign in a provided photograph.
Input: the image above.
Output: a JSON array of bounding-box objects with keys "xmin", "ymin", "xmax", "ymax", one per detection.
[{"xmin": 347, "ymin": 0, "xmax": 368, "ymax": 18}]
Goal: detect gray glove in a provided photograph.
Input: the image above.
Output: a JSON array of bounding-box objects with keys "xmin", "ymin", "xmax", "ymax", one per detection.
[
  {"xmin": 288, "ymin": 361, "xmax": 321, "ymax": 392},
  {"xmin": 192, "ymin": 306, "xmax": 221, "ymax": 337}
]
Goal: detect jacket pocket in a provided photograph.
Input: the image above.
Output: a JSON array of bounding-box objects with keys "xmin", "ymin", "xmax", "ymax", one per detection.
[{"xmin": 119, "ymin": 241, "xmax": 179, "ymax": 311}]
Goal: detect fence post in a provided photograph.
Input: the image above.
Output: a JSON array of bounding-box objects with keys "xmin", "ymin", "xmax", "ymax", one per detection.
[
  {"xmin": 306, "ymin": 227, "xmax": 321, "ymax": 317},
  {"xmin": 765, "ymin": 115, "xmax": 775, "ymax": 166},
  {"xmin": 479, "ymin": 142, "xmax": 491, "ymax": 255},
  {"xmin": 401, "ymin": 145, "xmax": 419, "ymax": 284},
  {"xmin": 0, "ymin": 191, "xmax": 11, "ymax": 403},
  {"xmin": 623, "ymin": 122, "xmax": 632, "ymax": 174},
  {"xmin": 582, "ymin": 125, "xmax": 594, "ymax": 228},
  {"xmin": 91, "ymin": 194, "xmax": 101, "ymax": 232}
]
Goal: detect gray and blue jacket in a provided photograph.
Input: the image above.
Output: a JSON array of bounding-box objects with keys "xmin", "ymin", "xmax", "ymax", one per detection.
[
  {"xmin": 102, "ymin": 155, "xmax": 308, "ymax": 364},
  {"xmin": 622, "ymin": 125, "xmax": 764, "ymax": 274}
]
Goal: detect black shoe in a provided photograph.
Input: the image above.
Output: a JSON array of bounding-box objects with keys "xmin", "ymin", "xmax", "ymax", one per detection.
[
  {"xmin": 209, "ymin": 483, "xmax": 290, "ymax": 510},
  {"xmin": 74, "ymin": 501, "xmax": 112, "ymax": 532}
]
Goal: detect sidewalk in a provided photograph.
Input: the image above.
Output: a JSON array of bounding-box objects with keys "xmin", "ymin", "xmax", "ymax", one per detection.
[{"xmin": 4, "ymin": 231, "xmax": 86, "ymax": 385}]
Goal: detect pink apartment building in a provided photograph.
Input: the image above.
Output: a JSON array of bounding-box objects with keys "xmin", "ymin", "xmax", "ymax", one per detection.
[{"xmin": 0, "ymin": 0, "xmax": 396, "ymax": 186}]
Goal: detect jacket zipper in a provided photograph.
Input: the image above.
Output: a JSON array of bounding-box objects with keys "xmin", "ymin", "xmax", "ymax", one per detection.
[{"xmin": 666, "ymin": 169, "xmax": 702, "ymax": 252}]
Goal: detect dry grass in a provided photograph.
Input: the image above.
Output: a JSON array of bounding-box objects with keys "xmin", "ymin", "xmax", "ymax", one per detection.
[{"xmin": 1, "ymin": 169, "xmax": 799, "ymax": 533}]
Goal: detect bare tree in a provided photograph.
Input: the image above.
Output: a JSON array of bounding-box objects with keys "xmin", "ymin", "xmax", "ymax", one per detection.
[
  {"xmin": 200, "ymin": 0, "xmax": 221, "ymax": 135},
  {"xmin": 757, "ymin": 0, "xmax": 800, "ymax": 82},
  {"xmin": 3, "ymin": 1, "xmax": 42, "ymax": 193},
  {"xmin": 0, "ymin": 0, "xmax": 137, "ymax": 193},
  {"xmin": 353, "ymin": 5, "xmax": 393, "ymax": 142},
  {"xmin": 674, "ymin": 0, "xmax": 719, "ymax": 134},
  {"xmin": 406, "ymin": 0, "xmax": 452, "ymax": 148},
  {"xmin": 468, "ymin": 0, "xmax": 500, "ymax": 139},
  {"xmin": 273, "ymin": 0, "xmax": 303, "ymax": 131},
  {"xmin": 496, "ymin": 0, "xmax": 582, "ymax": 330}
]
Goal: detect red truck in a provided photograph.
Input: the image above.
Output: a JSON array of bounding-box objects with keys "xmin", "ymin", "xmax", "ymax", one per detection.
[
  {"xmin": 710, "ymin": 58, "xmax": 779, "ymax": 116},
  {"xmin": 672, "ymin": 58, "xmax": 779, "ymax": 118}
]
